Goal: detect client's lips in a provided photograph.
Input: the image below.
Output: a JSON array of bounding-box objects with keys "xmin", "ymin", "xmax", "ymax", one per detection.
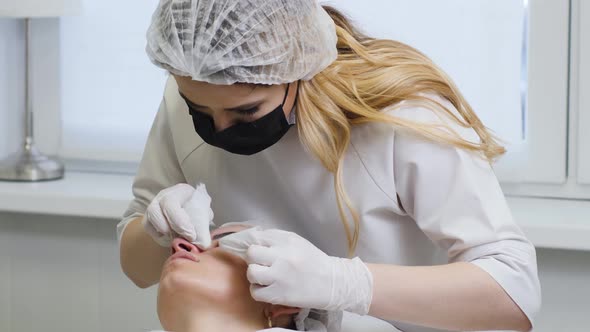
[{"xmin": 169, "ymin": 250, "xmax": 197, "ymax": 263}]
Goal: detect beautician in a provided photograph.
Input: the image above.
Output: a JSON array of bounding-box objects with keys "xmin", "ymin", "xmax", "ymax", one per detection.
[{"xmin": 117, "ymin": 0, "xmax": 541, "ymax": 331}]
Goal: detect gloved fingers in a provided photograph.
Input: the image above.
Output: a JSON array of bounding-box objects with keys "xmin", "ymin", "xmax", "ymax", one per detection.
[
  {"xmin": 250, "ymin": 282, "xmax": 287, "ymax": 305},
  {"xmin": 257, "ymin": 228, "xmax": 297, "ymax": 243},
  {"xmin": 160, "ymin": 184, "xmax": 195, "ymax": 216},
  {"xmin": 250, "ymin": 283, "xmax": 273, "ymax": 303},
  {"xmin": 246, "ymin": 263, "xmax": 274, "ymax": 286},
  {"xmin": 145, "ymin": 198, "xmax": 171, "ymax": 235},
  {"xmin": 218, "ymin": 227, "xmax": 274, "ymax": 259},
  {"xmin": 190, "ymin": 231, "xmax": 212, "ymax": 250},
  {"xmin": 145, "ymin": 184, "xmax": 180, "ymax": 233},
  {"xmin": 161, "ymin": 185, "xmax": 197, "ymax": 240},
  {"xmin": 247, "ymin": 245, "xmax": 277, "ymax": 266},
  {"xmin": 166, "ymin": 210, "xmax": 196, "ymax": 241}
]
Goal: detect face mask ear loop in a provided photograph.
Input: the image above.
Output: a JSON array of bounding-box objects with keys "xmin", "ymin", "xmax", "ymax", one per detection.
[
  {"xmin": 294, "ymin": 80, "xmax": 300, "ymax": 107},
  {"xmin": 280, "ymin": 83, "xmax": 291, "ymax": 107}
]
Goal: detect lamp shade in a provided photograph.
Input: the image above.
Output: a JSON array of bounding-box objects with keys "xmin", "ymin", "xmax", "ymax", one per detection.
[{"xmin": 0, "ymin": 0, "xmax": 82, "ymax": 17}]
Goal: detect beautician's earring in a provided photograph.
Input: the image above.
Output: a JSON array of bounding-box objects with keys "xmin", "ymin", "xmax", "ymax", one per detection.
[{"xmin": 267, "ymin": 314, "xmax": 273, "ymax": 328}]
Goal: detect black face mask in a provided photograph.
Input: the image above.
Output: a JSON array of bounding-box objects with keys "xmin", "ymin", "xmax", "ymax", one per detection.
[{"xmin": 181, "ymin": 83, "xmax": 296, "ymax": 156}]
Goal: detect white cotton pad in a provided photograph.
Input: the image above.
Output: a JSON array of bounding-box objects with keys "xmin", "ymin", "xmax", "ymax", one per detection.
[{"xmin": 182, "ymin": 183, "xmax": 215, "ymax": 249}]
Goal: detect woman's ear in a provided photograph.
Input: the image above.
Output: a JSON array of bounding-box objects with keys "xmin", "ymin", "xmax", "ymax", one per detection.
[{"xmin": 268, "ymin": 305, "xmax": 301, "ymax": 319}]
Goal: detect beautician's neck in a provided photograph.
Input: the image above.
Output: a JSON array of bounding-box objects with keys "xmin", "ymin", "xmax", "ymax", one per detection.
[{"xmin": 179, "ymin": 309, "xmax": 266, "ymax": 332}]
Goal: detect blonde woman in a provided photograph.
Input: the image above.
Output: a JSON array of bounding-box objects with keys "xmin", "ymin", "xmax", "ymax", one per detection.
[{"xmin": 117, "ymin": 1, "xmax": 541, "ymax": 331}]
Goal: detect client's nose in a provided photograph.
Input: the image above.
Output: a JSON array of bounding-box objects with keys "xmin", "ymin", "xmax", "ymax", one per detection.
[{"xmin": 171, "ymin": 237, "xmax": 200, "ymax": 254}]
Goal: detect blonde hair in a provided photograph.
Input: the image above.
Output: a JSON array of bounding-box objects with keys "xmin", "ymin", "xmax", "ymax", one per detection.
[{"xmin": 296, "ymin": 6, "xmax": 506, "ymax": 257}]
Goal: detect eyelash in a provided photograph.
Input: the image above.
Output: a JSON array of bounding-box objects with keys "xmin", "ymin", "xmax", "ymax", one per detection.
[
  {"xmin": 235, "ymin": 108, "xmax": 259, "ymax": 116},
  {"xmin": 183, "ymin": 99, "xmax": 259, "ymax": 117}
]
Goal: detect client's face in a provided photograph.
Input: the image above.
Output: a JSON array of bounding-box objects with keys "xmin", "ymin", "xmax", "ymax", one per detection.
[{"xmin": 157, "ymin": 224, "xmax": 298, "ymax": 332}]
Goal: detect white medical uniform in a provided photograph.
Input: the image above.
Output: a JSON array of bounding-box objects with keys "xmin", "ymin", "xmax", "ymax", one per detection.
[{"xmin": 117, "ymin": 78, "xmax": 541, "ymax": 332}]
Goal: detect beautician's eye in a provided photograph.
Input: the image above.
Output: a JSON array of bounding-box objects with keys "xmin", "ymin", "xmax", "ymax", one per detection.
[{"xmin": 235, "ymin": 108, "xmax": 259, "ymax": 116}]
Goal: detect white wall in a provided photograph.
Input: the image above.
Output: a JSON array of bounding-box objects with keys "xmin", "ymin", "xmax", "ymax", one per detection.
[
  {"xmin": 0, "ymin": 212, "xmax": 161, "ymax": 332},
  {"xmin": 533, "ymin": 249, "xmax": 590, "ymax": 331},
  {"xmin": 0, "ymin": 211, "xmax": 588, "ymax": 332}
]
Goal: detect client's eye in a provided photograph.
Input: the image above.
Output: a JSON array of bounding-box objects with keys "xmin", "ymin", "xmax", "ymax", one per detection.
[{"xmin": 211, "ymin": 231, "xmax": 236, "ymax": 241}]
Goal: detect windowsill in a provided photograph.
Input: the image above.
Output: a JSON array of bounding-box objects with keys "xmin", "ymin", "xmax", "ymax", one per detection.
[
  {"xmin": 0, "ymin": 171, "xmax": 589, "ymax": 251},
  {"xmin": 0, "ymin": 171, "xmax": 133, "ymax": 220}
]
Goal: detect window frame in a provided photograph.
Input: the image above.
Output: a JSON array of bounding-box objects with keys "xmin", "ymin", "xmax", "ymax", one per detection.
[
  {"xmin": 501, "ymin": 0, "xmax": 590, "ymax": 199},
  {"xmin": 494, "ymin": 0, "xmax": 570, "ymax": 186}
]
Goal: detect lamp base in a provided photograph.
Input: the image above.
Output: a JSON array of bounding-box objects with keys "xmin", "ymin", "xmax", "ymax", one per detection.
[{"xmin": 0, "ymin": 145, "xmax": 65, "ymax": 182}]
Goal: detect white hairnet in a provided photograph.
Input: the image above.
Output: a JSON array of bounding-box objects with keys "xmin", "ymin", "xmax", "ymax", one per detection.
[{"xmin": 146, "ymin": 0, "xmax": 338, "ymax": 85}]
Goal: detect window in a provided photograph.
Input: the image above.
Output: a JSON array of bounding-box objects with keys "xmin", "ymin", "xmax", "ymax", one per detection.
[
  {"xmin": 502, "ymin": 0, "xmax": 590, "ymax": 199},
  {"xmin": 27, "ymin": 0, "xmax": 570, "ymax": 189},
  {"xmin": 58, "ymin": 0, "xmax": 166, "ymax": 164}
]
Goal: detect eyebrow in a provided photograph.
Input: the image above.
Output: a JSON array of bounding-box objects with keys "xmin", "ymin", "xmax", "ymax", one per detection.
[
  {"xmin": 212, "ymin": 231, "xmax": 236, "ymax": 240},
  {"xmin": 179, "ymin": 92, "xmax": 262, "ymax": 113}
]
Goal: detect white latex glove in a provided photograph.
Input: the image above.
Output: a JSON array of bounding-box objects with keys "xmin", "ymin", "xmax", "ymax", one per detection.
[
  {"xmin": 219, "ymin": 228, "xmax": 374, "ymax": 315},
  {"xmin": 142, "ymin": 183, "xmax": 214, "ymax": 248}
]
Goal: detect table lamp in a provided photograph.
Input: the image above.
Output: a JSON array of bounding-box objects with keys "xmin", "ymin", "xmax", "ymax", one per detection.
[{"xmin": 0, "ymin": 0, "xmax": 82, "ymax": 181}]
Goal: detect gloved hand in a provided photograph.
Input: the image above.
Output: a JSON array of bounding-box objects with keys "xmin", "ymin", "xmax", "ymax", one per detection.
[
  {"xmin": 142, "ymin": 183, "xmax": 214, "ymax": 248},
  {"xmin": 219, "ymin": 228, "xmax": 374, "ymax": 315}
]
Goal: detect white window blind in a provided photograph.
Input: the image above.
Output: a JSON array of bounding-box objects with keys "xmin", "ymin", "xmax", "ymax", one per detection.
[{"xmin": 59, "ymin": 0, "xmax": 167, "ymax": 163}]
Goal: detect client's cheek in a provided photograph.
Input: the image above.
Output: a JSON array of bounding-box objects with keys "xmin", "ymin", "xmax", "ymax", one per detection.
[
  {"xmin": 160, "ymin": 263, "xmax": 213, "ymax": 302},
  {"xmin": 157, "ymin": 285, "xmax": 187, "ymax": 332},
  {"xmin": 159, "ymin": 269, "xmax": 199, "ymax": 299},
  {"xmin": 206, "ymin": 265, "xmax": 249, "ymax": 302},
  {"xmin": 206, "ymin": 253, "xmax": 252, "ymax": 301}
]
